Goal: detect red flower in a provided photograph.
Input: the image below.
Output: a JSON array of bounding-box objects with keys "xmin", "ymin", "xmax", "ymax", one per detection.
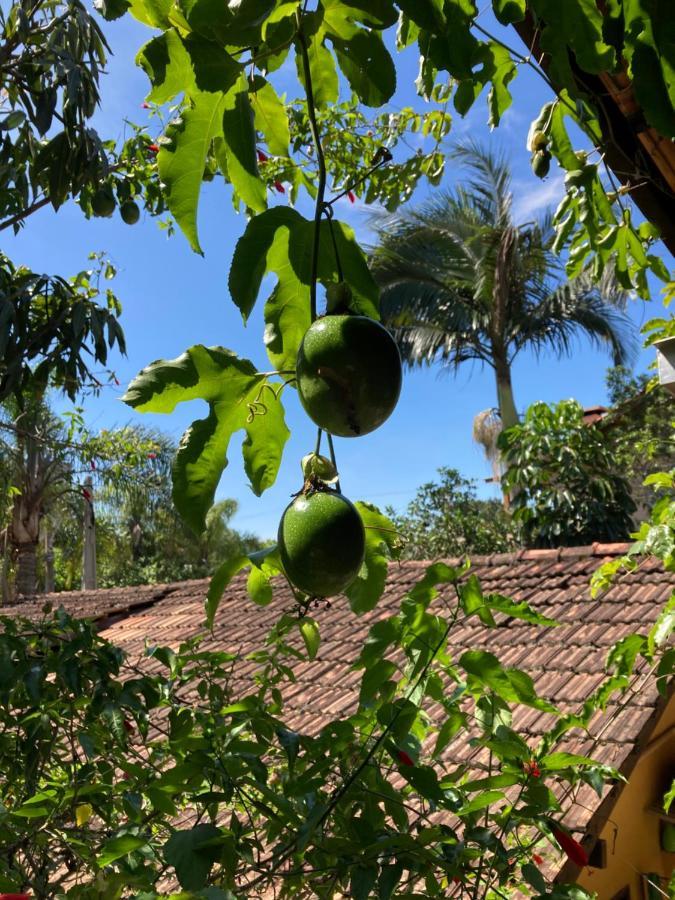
[
  {"xmin": 533, "ymin": 853, "xmax": 544, "ymax": 866},
  {"xmin": 347, "ymin": 190, "xmax": 356, "ymax": 204},
  {"xmin": 256, "ymin": 149, "xmax": 268, "ymax": 163},
  {"xmin": 394, "ymin": 749, "xmax": 414, "ymax": 767},
  {"xmin": 552, "ymin": 827, "xmax": 588, "ymax": 868},
  {"xmin": 147, "ymin": 452, "xmax": 157, "ymax": 460},
  {"xmin": 141, "ymin": 102, "xmax": 150, "ymax": 109},
  {"xmin": 273, "ymin": 180, "xmax": 285, "ymax": 194},
  {"xmin": 524, "ymin": 759, "xmax": 541, "ymax": 778},
  {"xmin": 147, "ymin": 143, "xmax": 160, "ymax": 154}
]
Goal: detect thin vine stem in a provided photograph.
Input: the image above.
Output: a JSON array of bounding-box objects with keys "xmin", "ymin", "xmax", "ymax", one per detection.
[
  {"xmin": 326, "ymin": 432, "xmax": 340, "ymax": 493},
  {"xmin": 295, "ymin": 7, "xmax": 327, "ymax": 322}
]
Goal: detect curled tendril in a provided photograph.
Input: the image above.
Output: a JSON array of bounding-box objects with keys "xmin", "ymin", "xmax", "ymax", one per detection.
[{"xmin": 245, "ymin": 379, "xmax": 294, "ymax": 423}]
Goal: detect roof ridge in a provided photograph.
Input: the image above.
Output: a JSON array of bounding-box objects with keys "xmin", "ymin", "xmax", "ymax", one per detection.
[{"xmin": 431, "ymin": 542, "xmax": 635, "ymax": 569}]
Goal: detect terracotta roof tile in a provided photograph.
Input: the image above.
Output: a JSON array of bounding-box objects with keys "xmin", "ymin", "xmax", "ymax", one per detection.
[{"xmin": 3, "ymin": 542, "xmax": 673, "ymax": 866}]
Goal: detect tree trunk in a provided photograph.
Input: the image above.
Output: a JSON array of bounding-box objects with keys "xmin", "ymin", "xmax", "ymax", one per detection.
[
  {"xmin": 82, "ymin": 477, "xmax": 97, "ymax": 590},
  {"xmin": 16, "ymin": 542, "xmax": 38, "ymax": 597},
  {"xmin": 492, "ymin": 354, "xmax": 519, "ymax": 511},
  {"xmin": 494, "ymin": 357, "xmax": 519, "ymax": 430},
  {"xmin": 43, "ymin": 525, "xmax": 55, "ymax": 593}
]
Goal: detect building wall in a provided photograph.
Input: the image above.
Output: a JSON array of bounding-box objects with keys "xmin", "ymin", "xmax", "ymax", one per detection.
[{"xmin": 577, "ymin": 695, "xmax": 675, "ymax": 899}]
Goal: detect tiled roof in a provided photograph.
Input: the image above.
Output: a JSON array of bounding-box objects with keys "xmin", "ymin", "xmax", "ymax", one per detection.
[{"xmin": 4, "ymin": 543, "xmax": 673, "ymax": 867}]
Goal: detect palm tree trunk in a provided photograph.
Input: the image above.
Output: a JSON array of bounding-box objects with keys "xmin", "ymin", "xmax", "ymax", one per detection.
[
  {"xmin": 494, "ymin": 357, "xmax": 519, "ymax": 430},
  {"xmin": 16, "ymin": 542, "xmax": 38, "ymax": 596}
]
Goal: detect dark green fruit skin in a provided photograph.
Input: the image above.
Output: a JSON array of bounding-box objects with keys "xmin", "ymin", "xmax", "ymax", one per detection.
[
  {"xmin": 278, "ymin": 491, "xmax": 365, "ymax": 597},
  {"xmin": 120, "ymin": 200, "xmax": 140, "ymax": 224},
  {"xmin": 91, "ymin": 187, "xmax": 116, "ymax": 218},
  {"xmin": 296, "ymin": 315, "xmax": 402, "ymax": 438}
]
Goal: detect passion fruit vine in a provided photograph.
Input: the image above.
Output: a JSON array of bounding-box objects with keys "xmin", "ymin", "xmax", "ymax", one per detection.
[
  {"xmin": 296, "ymin": 315, "xmax": 402, "ymax": 438},
  {"xmin": 278, "ymin": 490, "xmax": 365, "ymax": 597}
]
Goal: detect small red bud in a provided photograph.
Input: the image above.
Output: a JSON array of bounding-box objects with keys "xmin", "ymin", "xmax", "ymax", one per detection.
[
  {"xmin": 147, "ymin": 144, "xmax": 160, "ymax": 154},
  {"xmin": 90, "ymin": 460, "xmax": 96, "ymax": 471},
  {"xmin": 82, "ymin": 488, "xmax": 91, "ymax": 501},
  {"xmin": 524, "ymin": 759, "xmax": 541, "ymax": 778},
  {"xmin": 347, "ymin": 190, "xmax": 356, "ymax": 204},
  {"xmin": 256, "ymin": 149, "xmax": 268, "ymax": 163},
  {"xmin": 533, "ymin": 853, "xmax": 544, "ymax": 866},
  {"xmin": 141, "ymin": 102, "xmax": 151, "ymax": 109},
  {"xmin": 113, "ymin": 376, "xmax": 120, "ymax": 386},
  {"xmin": 395, "ymin": 749, "xmax": 414, "ymax": 767},
  {"xmin": 273, "ymin": 180, "xmax": 285, "ymax": 194},
  {"xmin": 147, "ymin": 452, "xmax": 157, "ymax": 460},
  {"xmin": 123, "ymin": 719, "xmax": 134, "ymax": 734}
]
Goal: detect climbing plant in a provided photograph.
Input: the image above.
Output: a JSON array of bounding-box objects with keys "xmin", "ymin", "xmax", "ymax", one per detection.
[{"xmin": 2, "ymin": 1, "xmax": 673, "ymax": 897}]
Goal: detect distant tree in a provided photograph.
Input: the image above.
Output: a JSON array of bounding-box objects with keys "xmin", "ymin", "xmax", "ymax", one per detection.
[
  {"xmin": 388, "ymin": 467, "xmax": 516, "ymax": 560},
  {"xmin": 500, "ymin": 400, "xmax": 636, "ymax": 548},
  {"xmin": 601, "ymin": 366, "xmax": 675, "ymax": 520},
  {"xmin": 371, "ymin": 144, "xmax": 637, "ymax": 430},
  {"xmin": 0, "ymin": 0, "xmax": 164, "ymax": 405}
]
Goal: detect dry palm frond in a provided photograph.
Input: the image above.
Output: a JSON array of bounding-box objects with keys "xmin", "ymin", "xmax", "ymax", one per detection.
[{"xmin": 473, "ymin": 408, "xmax": 504, "ymax": 484}]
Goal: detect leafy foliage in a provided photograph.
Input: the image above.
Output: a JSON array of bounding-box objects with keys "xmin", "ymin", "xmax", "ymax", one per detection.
[
  {"xmin": 388, "ymin": 467, "xmax": 515, "ymax": 559},
  {"xmin": 500, "ymin": 399, "xmax": 636, "ymax": 547},
  {"xmin": 0, "ymin": 582, "xmax": 613, "ymax": 899},
  {"xmin": 601, "ymin": 366, "xmax": 675, "ymax": 515},
  {"xmin": 0, "ymin": 253, "xmax": 125, "ymax": 403},
  {"xmin": 123, "ymin": 346, "xmax": 291, "ymax": 534},
  {"xmin": 3, "ymin": 0, "xmax": 672, "ymax": 897}
]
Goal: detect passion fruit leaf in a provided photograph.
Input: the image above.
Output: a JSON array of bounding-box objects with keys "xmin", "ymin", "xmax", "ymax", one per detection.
[
  {"xmin": 298, "ymin": 616, "xmax": 320, "ymax": 660},
  {"xmin": 492, "ymin": 0, "xmax": 525, "ymax": 25},
  {"xmin": 230, "ymin": 207, "xmax": 378, "ymax": 369},
  {"xmin": 329, "ymin": 30, "xmax": 396, "ymax": 107},
  {"xmin": 249, "ymin": 75, "xmax": 290, "ymax": 157},
  {"xmin": 158, "ymin": 92, "xmax": 228, "ymax": 254},
  {"xmin": 263, "ymin": 230, "xmax": 312, "ymax": 375},
  {"xmin": 346, "ymin": 502, "xmax": 401, "ymax": 614},
  {"xmin": 126, "ymin": 0, "xmax": 172, "ymax": 28},
  {"xmin": 221, "ymin": 73, "xmax": 267, "ymax": 213},
  {"xmin": 294, "ymin": 12, "xmax": 338, "ymax": 108},
  {"xmin": 122, "ymin": 346, "xmax": 289, "ymax": 534},
  {"xmin": 395, "ymin": 0, "xmax": 444, "ymax": 31}
]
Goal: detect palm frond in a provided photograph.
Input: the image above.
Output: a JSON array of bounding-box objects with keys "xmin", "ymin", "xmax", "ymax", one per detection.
[{"xmin": 510, "ymin": 269, "xmax": 636, "ymax": 366}]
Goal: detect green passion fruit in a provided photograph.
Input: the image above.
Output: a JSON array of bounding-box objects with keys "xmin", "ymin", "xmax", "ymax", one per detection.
[
  {"xmin": 120, "ymin": 200, "xmax": 140, "ymax": 224},
  {"xmin": 91, "ymin": 186, "xmax": 116, "ymax": 218},
  {"xmin": 296, "ymin": 315, "xmax": 402, "ymax": 438},
  {"xmin": 278, "ymin": 491, "xmax": 365, "ymax": 597}
]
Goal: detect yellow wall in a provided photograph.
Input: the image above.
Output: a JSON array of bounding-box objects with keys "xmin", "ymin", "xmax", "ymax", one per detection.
[{"xmin": 577, "ymin": 695, "xmax": 675, "ymax": 898}]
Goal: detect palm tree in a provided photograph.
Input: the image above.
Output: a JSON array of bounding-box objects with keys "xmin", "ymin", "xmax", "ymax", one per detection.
[{"xmin": 370, "ymin": 143, "xmax": 636, "ymax": 430}]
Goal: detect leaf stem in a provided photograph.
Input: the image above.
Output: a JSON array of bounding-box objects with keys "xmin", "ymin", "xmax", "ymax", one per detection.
[{"xmin": 295, "ymin": 7, "xmax": 327, "ymax": 322}]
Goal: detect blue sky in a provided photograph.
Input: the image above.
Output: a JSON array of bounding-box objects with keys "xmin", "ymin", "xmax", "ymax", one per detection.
[{"xmin": 6, "ymin": 8, "xmax": 668, "ymax": 541}]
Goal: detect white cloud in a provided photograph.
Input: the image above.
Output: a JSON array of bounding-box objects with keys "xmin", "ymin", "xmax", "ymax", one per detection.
[{"xmin": 512, "ymin": 171, "xmax": 565, "ymax": 221}]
